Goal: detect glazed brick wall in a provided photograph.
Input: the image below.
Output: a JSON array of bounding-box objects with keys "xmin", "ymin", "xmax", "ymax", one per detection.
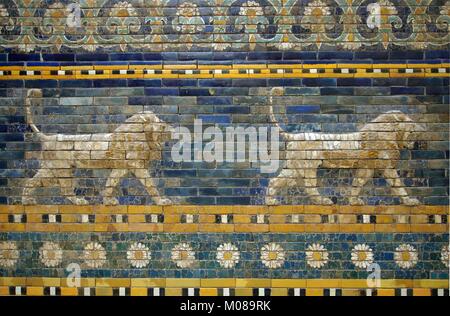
[
  {"xmin": 0, "ymin": 75, "xmax": 448, "ymax": 205},
  {"xmin": 0, "ymin": 0, "xmax": 448, "ymax": 297}
]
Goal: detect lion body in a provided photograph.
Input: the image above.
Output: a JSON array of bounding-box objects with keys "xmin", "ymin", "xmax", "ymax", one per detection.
[
  {"xmin": 267, "ymin": 87, "xmax": 424, "ymax": 205},
  {"xmin": 23, "ymin": 89, "xmax": 172, "ymax": 205}
]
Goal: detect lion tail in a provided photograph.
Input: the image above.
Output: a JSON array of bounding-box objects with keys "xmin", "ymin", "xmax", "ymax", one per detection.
[
  {"xmin": 25, "ymin": 89, "xmax": 43, "ymax": 134},
  {"xmin": 268, "ymin": 87, "xmax": 295, "ymax": 141}
]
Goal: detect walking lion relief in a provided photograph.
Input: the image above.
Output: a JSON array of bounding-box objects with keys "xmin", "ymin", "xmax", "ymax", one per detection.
[
  {"xmin": 266, "ymin": 87, "xmax": 426, "ymax": 206},
  {"xmin": 23, "ymin": 89, "xmax": 173, "ymax": 205}
]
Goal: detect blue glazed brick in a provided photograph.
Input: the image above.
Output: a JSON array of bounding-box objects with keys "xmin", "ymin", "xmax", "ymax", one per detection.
[
  {"xmin": 42, "ymin": 54, "xmax": 75, "ymax": 62},
  {"xmin": 321, "ymin": 87, "xmax": 354, "ymax": 95},
  {"xmin": 389, "ymin": 50, "xmax": 424, "ymax": 60},
  {"xmin": 178, "ymin": 52, "xmax": 213, "ymax": 61},
  {"xmin": 76, "ymin": 53, "xmax": 109, "ymax": 61},
  {"xmin": 248, "ymin": 51, "xmax": 282, "ymax": 60},
  {"xmin": 354, "ymin": 51, "xmax": 389, "ymax": 60},
  {"xmin": 198, "ymin": 79, "xmax": 232, "ymax": 87},
  {"xmin": 425, "ymin": 50, "xmax": 450, "ymax": 59},
  {"xmin": 0, "ymin": 80, "xmax": 23, "ymax": 88},
  {"xmin": 390, "ymin": 87, "xmax": 424, "ymax": 95},
  {"xmin": 318, "ymin": 51, "xmax": 354, "ymax": 60},
  {"xmin": 110, "ymin": 53, "xmax": 143, "ymax": 61},
  {"xmin": 127, "ymin": 79, "xmax": 162, "ymax": 87},
  {"xmin": 212, "ymin": 52, "xmax": 247, "ymax": 60},
  {"xmin": 93, "ymin": 79, "xmax": 127, "ymax": 87},
  {"xmin": 197, "ymin": 96, "xmax": 232, "ymax": 105},
  {"xmin": 337, "ymin": 78, "xmax": 371, "ymax": 86},
  {"xmin": 426, "ymin": 86, "xmax": 449, "ymax": 95},
  {"xmin": 8, "ymin": 54, "xmax": 40, "ymax": 61},
  {"xmin": 60, "ymin": 80, "xmax": 93, "ymax": 88},
  {"xmin": 180, "ymin": 88, "xmax": 211, "ymax": 96},
  {"xmin": 25, "ymin": 80, "xmax": 58, "ymax": 88},
  {"xmin": 142, "ymin": 53, "xmax": 163, "ymax": 60},
  {"xmin": 302, "ymin": 78, "xmax": 337, "ymax": 86},
  {"xmin": 286, "ymin": 105, "xmax": 320, "ymax": 113},
  {"xmin": 283, "ymin": 51, "xmax": 317, "ymax": 60},
  {"xmin": 144, "ymin": 88, "xmax": 179, "ymax": 96},
  {"xmin": 162, "ymin": 79, "xmax": 197, "ymax": 87},
  {"xmin": 197, "ymin": 115, "xmax": 230, "ymax": 123},
  {"xmin": 231, "ymin": 79, "xmax": 267, "ymax": 87}
]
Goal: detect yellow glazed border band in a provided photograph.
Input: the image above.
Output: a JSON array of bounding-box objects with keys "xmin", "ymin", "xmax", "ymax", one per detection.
[
  {"xmin": 0, "ymin": 63, "xmax": 449, "ymax": 79},
  {"xmin": 0, "ymin": 278, "xmax": 447, "ymax": 296},
  {"xmin": 1, "ymin": 205, "xmax": 447, "ymax": 233}
]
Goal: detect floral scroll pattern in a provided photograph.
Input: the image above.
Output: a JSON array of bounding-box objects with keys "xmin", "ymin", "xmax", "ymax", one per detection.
[{"xmin": 0, "ymin": 0, "xmax": 449, "ymax": 52}]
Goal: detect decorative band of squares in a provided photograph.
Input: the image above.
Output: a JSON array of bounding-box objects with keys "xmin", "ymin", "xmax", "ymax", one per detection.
[
  {"xmin": 0, "ymin": 205, "xmax": 447, "ymax": 233},
  {"xmin": 0, "ymin": 233, "xmax": 448, "ymax": 278},
  {"xmin": 0, "ymin": 63, "xmax": 449, "ymax": 80},
  {"xmin": 0, "ymin": 278, "xmax": 448, "ymax": 297}
]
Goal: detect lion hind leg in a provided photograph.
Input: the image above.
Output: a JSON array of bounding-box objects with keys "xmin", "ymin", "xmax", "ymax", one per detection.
[
  {"xmin": 101, "ymin": 169, "xmax": 129, "ymax": 205},
  {"xmin": 133, "ymin": 168, "xmax": 171, "ymax": 205},
  {"xmin": 303, "ymin": 168, "xmax": 333, "ymax": 205},
  {"xmin": 22, "ymin": 168, "xmax": 57, "ymax": 205},
  {"xmin": 382, "ymin": 168, "xmax": 420, "ymax": 205},
  {"xmin": 349, "ymin": 168, "xmax": 374, "ymax": 205},
  {"xmin": 265, "ymin": 169, "xmax": 299, "ymax": 205}
]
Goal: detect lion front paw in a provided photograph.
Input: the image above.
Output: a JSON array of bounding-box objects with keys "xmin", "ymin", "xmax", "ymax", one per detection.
[
  {"xmin": 68, "ymin": 197, "xmax": 90, "ymax": 205},
  {"xmin": 402, "ymin": 197, "xmax": 420, "ymax": 206},
  {"xmin": 155, "ymin": 198, "xmax": 172, "ymax": 205},
  {"xmin": 349, "ymin": 197, "xmax": 365, "ymax": 205},
  {"xmin": 22, "ymin": 197, "xmax": 37, "ymax": 205},
  {"xmin": 103, "ymin": 197, "xmax": 120, "ymax": 206},
  {"xmin": 265, "ymin": 197, "xmax": 280, "ymax": 205}
]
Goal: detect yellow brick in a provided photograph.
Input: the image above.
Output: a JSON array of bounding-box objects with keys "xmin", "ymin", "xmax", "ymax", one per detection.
[
  {"xmin": 270, "ymin": 224, "xmax": 305, "ymax": 233},
  {"xmin": 411, "ymin": 224, "xmax": 447, "ymax": 233},
  {"xmin": 61, "ymin": 287, "xmax": 78, "ymax": 296},
  {"xmin": 0, "ymin": 287, "xmax": 9, "ymax": 295},
  {"xmin": 198, "ymin": 224, "xmax": 234, "ymax": 233},
  {"xmin": 306, "ymin": 289, "xmax": 323, "ymax": 296},
  {"xmin": 413, "ymin": 288, "xmax": 431, "ymax": 296},
  {"xmin": 0, "ymin": 277, "xmax": 26, "ymax": 286},
  {"xmin": 27, "ymin": 277, "xmax": 61, "ymax": 287},
  {"xmin": 271, "ymin": 279, "xmax": 307, "ymax": 288},
  {"xmin": 307, "ymin": 279, "xmax": 341, "ymax": 288},
  {"xmin": 377, "ymin": 289, "xmax": 395, "ymax": 296},
  {"xmin": 200, "ymin": 279, "xmax": 236, "ymax": 288},
  {"xmin": 236, "ymin": 279, "xmax": 271, "ymax": 288},
  {"xmin": 96, "ymin": 278, "xmax": 131, "ymax": 287},
  {"xmin": 341, "ymin": 289, "xmax": 362, "ymax": 296},
  {"xmin": 380, "ymin": 279, "xmax": 414, "ymax": 288},
  {"xmin": 128, "ymin": 223, "xmax": 163, "ymax": 232},
  {"xmin": 128, "ymin": 205, "xmax": 162, "ymax": 214},
  {"xmin": 164, "ymin": 223, "xmax": 199, "ymax": 233},
  {"xmin": 166, "ymin": 278, "xmax": 200, "ymax": 288},
  {"xmin": 375, "ymin": 224, "xmax": 410, "ymax": 233},
  {"xmin": 131, "ymin": 288, "xmax": 148, "ymax": 296},
  {"xmin": 340, "ymin": 224, "xmax": 374, "ymax": 233},
  {"xmin": 235, "ymin": 224, "xmax": 268, "ymax": 232},
  {"xmin": 200, "ymin": 288, "xmax": 217, "ymax": 296},
  {"xmin": 233, "ymin": 214, "xmax": 250, "ymax": 224},
  {"xmin": 59, "ymin": 205, "xmax": 94, "ymax": 214},
  {"xmin": 27, "ymin": 287, "xmax": 44, "ymax": 296},
  {"xmin": 271, "ymin": 288, "xmax": 288, "ymax": 296},
  {"xmin": 95, "ymin": 287, "xmax": 113, "ymax": 296},
  {"xmin": 304, "ymin": 205, "xmax": 338, "ymax": 214},
  {"xmin": 234, "ymin": 288, "xmax": 253, "ymax": 296},
  {"xmin": 131, "ymin": 278, "xmax": 166, "ymax": 287},
  {"xmin": 340, "ymin": 279, "xmax": 370, "ymax": 288},
  {"xmin": 165, "ymin": 288, "xmax": 182, "ymax": 296},
  {"xmin": 413, "ymin": 279, "xmax": 449, "ymax": 288},
  {"xmin": 268, "ymin": 205, "xmax": 295, "ymax": 214}
]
